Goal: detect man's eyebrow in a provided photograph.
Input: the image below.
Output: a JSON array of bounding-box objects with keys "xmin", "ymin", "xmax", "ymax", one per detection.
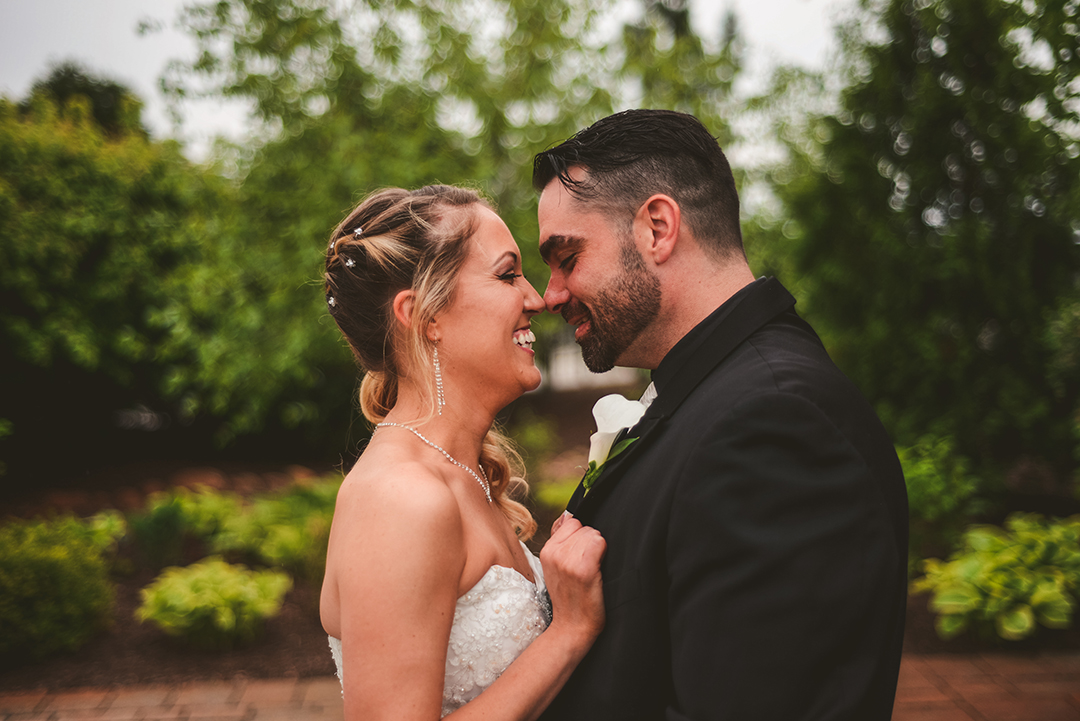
[{"xmin": 539, "ymin": 235, "xmax": 582, "ymax": 264}]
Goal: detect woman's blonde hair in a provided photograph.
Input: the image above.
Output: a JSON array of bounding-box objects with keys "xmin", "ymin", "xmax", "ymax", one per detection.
[{"xmin": 324, "ymin": 185, "xmax": 536, "ymax": 540}]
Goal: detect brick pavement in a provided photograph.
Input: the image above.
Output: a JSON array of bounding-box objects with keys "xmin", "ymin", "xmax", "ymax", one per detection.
[
  {"xmin": 2, "ymin": 653, "xmax": 1078, "ymax": 720},
  {"xmin": 893, "ymin": 653, "xmax": 1080, "ymax": 720}
]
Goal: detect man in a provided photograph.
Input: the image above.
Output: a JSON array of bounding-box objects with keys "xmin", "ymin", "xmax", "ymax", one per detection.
[{"xmin": 533, "ymin": 109, "xmax": 908, "ymax": 720}]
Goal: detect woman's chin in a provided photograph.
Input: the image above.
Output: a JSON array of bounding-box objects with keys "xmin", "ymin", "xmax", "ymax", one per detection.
[{"xmin": 523, "ymin": 367, "xmax": 543, "ymax": 393}]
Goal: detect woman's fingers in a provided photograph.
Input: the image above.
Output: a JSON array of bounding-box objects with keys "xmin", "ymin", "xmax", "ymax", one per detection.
[
  {"xmin": 542, "ymin": 520, "xmax": 605, "ymax": 580},
  {"xmin": 550, "ymin": 510, "xmax": 572, "ymax": 536}
]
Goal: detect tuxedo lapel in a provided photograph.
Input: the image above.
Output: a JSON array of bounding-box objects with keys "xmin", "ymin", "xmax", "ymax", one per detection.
[{"xmin": 566, "ymin": 278, "xmax": 796, "ymax": 520}]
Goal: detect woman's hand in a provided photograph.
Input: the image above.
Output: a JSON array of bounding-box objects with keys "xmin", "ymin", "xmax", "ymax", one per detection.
[{"xmin": 539, "ymin": 512, "xmax": 607, "ymax": 646}]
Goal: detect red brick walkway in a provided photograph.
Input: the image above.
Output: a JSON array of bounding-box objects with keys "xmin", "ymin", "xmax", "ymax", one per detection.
[
  {"xmin": 894, "ymin": 653, "xmax": 1080, "ymax": 720},
  {"xmin": 2, "ymin": 653, "xmax": 1078, "ymax": 720}
]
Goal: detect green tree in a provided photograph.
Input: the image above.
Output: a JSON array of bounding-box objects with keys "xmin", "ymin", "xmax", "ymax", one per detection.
[
  {"xmin": 769, "ymin": 0, "xmax": 1080, "ymax": 476},
  {"xmin": 19, "ymin": 61, "xmax": 149, "ymax": 138},
  {"xmin": 0, "ymin": 67, "xmax": 227, "ymax": 477},
  {"xmin": 154, "ymin": 0, "xmax": 742, "ymax": 442}
]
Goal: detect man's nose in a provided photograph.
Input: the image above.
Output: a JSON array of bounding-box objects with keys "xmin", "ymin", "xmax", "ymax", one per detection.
[{"xmin": 543, "ymin": 273, "xmax": 569, "ymax": 315}]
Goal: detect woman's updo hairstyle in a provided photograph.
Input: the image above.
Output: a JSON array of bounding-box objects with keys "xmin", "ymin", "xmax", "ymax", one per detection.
[{"xmin": 324, "ymin": 184, "xmax": 536, "ymax": 540}]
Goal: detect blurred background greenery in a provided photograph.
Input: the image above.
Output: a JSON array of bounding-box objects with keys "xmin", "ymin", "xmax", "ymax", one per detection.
[{"xmin": 2, "ymin": 0, "xmax": 1080, "ymax": 651}]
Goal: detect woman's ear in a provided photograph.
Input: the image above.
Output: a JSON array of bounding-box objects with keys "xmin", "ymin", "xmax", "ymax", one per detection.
[
  {"xmin": 392, "ymin": 290, "xmax": 415, "ymax": 329},
  {"xmin": 425, "ymin": 318, "xmax": 440, "ymax": 344}
]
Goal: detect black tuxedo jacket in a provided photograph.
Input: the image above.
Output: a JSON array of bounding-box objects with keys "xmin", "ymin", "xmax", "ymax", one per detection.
[{"xmin": 540, "ymin": 278, "xmax": 908, "ymax": 721}]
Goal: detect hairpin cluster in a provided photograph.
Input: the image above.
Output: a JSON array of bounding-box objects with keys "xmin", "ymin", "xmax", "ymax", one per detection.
[{"xmin": 327, "ymin": 225, "xmax": 364, "ymax": 310}]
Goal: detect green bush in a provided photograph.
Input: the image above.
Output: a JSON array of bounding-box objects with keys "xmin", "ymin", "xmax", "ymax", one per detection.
[
  {"xmin": 211, "ymin": 479, "xmax": 339, "ymax": 583},
  {"xmin": 127, "ymin": 486, "xmax": 242, "ymax": 570},
  {"xmin": 171, "ymin": 486, "xmax": 243, "ymax": 540},
  {"xmin": 899, "ymin": 435, "xmax": 983, "ymax": 524},
  {"xmin": 0, "ymin": 515, "xmax": 116, "ymax": 662},
  {"xmin": 128, "ymin": 493, "xmax": 188, "ymax": 569},
  {"xmin": 912, "ymin": 513, "xmax": 1080, "ymax": 641},
  {"xmin": 135, "ymin": 557, "xmax": 292, "ymax": 650},
  {"xmin": 898, "ymin": 434, "xmax": 987, "ymax": 575}
]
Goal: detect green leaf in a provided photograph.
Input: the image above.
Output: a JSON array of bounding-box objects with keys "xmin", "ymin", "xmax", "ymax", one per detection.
[
  {"xmin": 581, "ymin": 461, "xmax": 600, "ymax": 492},
  {"xmin": 607, "ymin": 436, "xmax": 638, "ymax": 461},
  {"xmin": 935, "ymin": 613, "xmax": 969, "ymax": 640},
  {"xmin": 996, "ymin": 605, "xmax": 1036, "ymax": 641},
  {"xmin": 930, "ymin": 587, "xmax": 980, "ymax": 615}
]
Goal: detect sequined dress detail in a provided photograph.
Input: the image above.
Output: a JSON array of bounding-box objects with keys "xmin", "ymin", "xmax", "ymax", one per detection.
[{"xmin": 328, "ymin": 542, "xmax": 551, "ymax": 717}]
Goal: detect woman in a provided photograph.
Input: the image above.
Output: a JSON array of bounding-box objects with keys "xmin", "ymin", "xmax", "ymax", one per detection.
[{"xmin": 320, "ymin": 185, "xmax": 606, "ymax": 720}]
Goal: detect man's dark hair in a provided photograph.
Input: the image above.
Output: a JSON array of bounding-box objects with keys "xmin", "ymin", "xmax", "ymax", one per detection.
[{"xmin": 533, "ymin": 109, "xmax": 743, "ymax": 260}]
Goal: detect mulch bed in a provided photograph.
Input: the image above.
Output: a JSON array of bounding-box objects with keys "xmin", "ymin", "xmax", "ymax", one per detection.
[{"xmin": 0, "ymin": 571, "xmax": 335, "ymax": 691}]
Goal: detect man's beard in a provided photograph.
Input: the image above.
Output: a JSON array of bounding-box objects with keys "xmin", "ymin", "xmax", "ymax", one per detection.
[{"xmin": 568, "ymin": 241, "xmax": 661, "ymax": 373}]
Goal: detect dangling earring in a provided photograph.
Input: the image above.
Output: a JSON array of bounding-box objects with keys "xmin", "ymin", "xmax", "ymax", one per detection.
[{"xmin": 433, "ymin": 343, "xmax": 445, "ymax": 415}]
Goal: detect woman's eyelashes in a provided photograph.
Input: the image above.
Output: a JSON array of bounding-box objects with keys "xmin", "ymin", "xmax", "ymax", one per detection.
[{"xmin": 498, "ymin": 270, "xmax": 524, "ymax": 283}]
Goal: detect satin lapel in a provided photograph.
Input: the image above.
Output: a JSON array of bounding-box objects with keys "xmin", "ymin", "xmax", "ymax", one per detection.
[{"xmin": 567, "ymin": 278, "xmax": 796, "ymax": 520}]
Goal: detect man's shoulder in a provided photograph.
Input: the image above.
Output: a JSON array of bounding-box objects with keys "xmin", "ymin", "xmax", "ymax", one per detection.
[{"xmin": 693, "ymin": 312, "xmax": 835, "ymax": 390}]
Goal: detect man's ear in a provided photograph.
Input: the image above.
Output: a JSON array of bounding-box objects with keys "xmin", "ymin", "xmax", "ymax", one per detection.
[{"xmin": 634, "ymin": 194, "xmax": 680, "ymax": 265}]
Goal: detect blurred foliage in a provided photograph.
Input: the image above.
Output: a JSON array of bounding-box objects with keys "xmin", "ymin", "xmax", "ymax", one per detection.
[
  {"xmin": 899, "ymin": 433, "xmax": 986, "ymax": 575},
  {"xmin": 128, "ymin": 494, "xmax": 190, "ymax": 570},
  {"xmin": 151, "ymin": 0, "xmax": 743, "ymax": 442},
  {"xmin": 900, "ymin": 434, "xmax": 982, "ymax": 524},
  {"xmin": 127, "ymin": 487, "xmax": 245, "ymax": 570},
  {"xmin": 2, "ymin": 2, "xmax": 744, "ymax": 464},
  {"xmin": 533, "ymin": 478, "xmax": 580, "ymax": 511},
  {"xmin": 0, "ymin": 514, "xmax": 118, "ymax": 663},
  {"xmin": 912, "ymin": 513, "xmax": 1080, "ymax": 641},
  {"xmin": 504, "ymin": 407, "xmax": 559, "ymax": 478},
  {"xmin": 0, "ymin": 67, "xmax": 235, "ymax": 476},
  {"xmin": 135, "ymin": 556, "xmax": 292, "ymax": 650},
  {"xmin": 210, "ymin": 478, "xmax": 341, "ymax": 584},
  {"xmin": 761, "ymin": 0, "xmax": 1080, "ymax": 477},
  {"xmin": 19, "ymin": 61, "xmax": 149, "ymax": 139}
]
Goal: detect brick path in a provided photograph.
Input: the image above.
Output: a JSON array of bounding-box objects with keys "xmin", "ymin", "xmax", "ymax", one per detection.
[
  {"xmin": 2, "ymin": 653, "xmax": 1078, "ymax": 720},
  {"xmin": 894, "ymin": 653, "xmax": 1080, "ymax": 720}
]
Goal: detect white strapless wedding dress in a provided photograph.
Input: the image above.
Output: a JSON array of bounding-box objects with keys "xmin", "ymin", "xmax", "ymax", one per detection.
[{"xmin": 328, "ymin": 541, "xmax": 551, "ymax": 717}]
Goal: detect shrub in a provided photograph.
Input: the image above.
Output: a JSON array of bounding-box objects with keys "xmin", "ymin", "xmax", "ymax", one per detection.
[
  {"xmin": 912, "ymin": 513, "xmax": 1080, "ymax": 641},
  {"xmin": 86, "ymin": 509, "xmax": 128, "ymax": 555},
  {"xmin": 0, "ymin": 515, "xmax": 115, "ymax": 662},
  {"xmin": 899, "ymin": 434, "xmax": 987, "ymax": 574},
  {"xmin": 127, "ymin": 486, "xmax": 241, "ymax": 570},
  {"xmin": 899, "ymin": 434, "xmax": 983, "ymax": 524},
  {"xmin": 128, "ymin": 493, "xmax": 188, "ymax": 569},
  {"xmin": 135, "ymin": 557, "xmax": 292, "ymax": 650},
  {"xmin": 211, "ymin": 479, "xmax": 339, "ymax": 583},
  {"xmin": 171, "ymin": 485, "xmax": 243, "ymax": 539}
]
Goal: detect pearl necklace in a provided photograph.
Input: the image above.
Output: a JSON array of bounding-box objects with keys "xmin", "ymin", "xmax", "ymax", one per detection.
[{"xmin": 375, "ymin": 422, "xmax": 492, "ymax": 503}]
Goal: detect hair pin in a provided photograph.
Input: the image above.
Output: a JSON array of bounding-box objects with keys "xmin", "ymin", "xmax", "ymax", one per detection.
[
  {"xmin": 345, "ymin": 257, "xmax": 355, "ymax": 268},
  {"xmin": 330, "ymin": 240, "xmax": 337, "ymax": 251},
  {"xmin": 353, "ymin": 226, "xmax": 364, "ymax": 238},
  {"xmin": 327, "ymin": 296, "xmax": 336, "ymax": 307}
]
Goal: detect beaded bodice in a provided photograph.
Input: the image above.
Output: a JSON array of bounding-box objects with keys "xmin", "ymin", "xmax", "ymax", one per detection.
[{"xmin": 328, "ymin": 542, "xmax": 551, "ymax": 717}]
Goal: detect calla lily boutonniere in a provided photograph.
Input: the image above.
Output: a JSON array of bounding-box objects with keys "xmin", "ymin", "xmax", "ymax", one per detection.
[{"xmin": 582, "ymin": 393, "xmax": 648, "ymax": 493}]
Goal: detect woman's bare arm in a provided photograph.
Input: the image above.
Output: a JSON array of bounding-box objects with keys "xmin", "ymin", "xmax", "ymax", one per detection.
[{"xmin": 332, "ymin": 466, "xmax": 466, "ymax": 721}]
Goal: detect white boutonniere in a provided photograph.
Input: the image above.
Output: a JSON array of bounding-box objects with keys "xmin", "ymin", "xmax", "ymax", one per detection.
[{"xmin": 582, "ymin": 393, "xmax": 647, "ymax": 493}]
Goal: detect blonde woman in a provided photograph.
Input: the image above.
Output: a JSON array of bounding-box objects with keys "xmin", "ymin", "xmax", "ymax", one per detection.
[{"xmin": 320, "ymin": 185, "xmax": 606, "ymax": 720}]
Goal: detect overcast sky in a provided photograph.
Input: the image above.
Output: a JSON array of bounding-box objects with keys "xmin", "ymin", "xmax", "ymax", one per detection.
[{"xmin": 0, "ymin": 0, "xmax": 848, "ymax": 160}]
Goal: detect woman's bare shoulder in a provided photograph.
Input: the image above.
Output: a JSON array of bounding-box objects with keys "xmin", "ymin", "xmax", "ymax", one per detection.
[{"xmin": 335, "ymin": 446, "xmax": 464, "ymax": 538}]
